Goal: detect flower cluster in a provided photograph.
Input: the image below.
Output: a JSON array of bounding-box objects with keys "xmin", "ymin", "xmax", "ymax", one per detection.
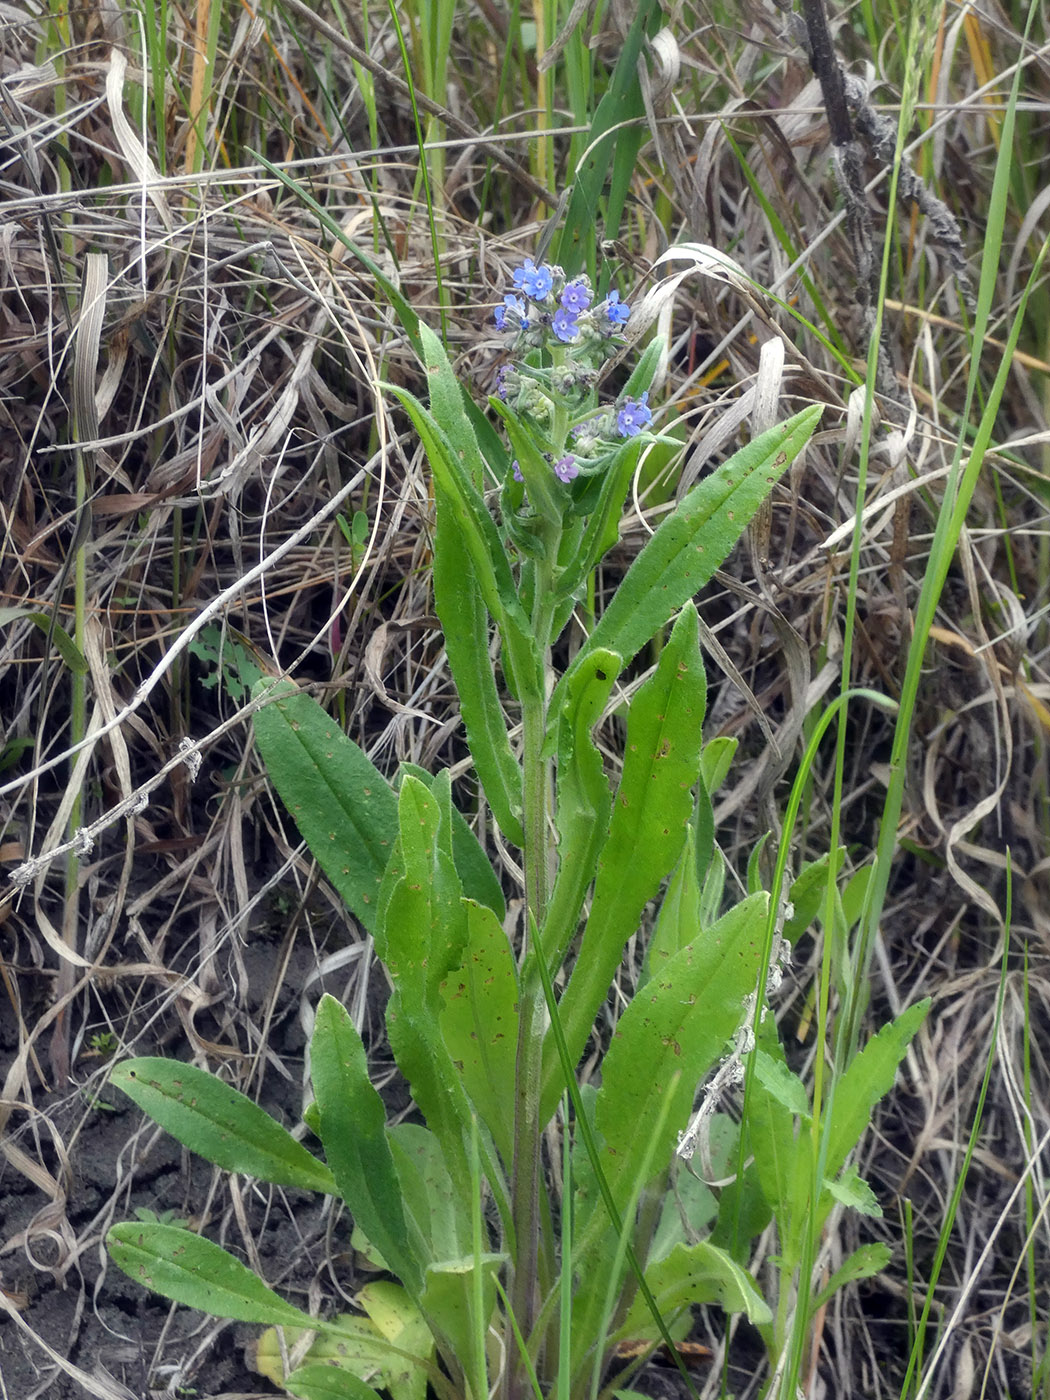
[
  {"xmin": 493, "ymin": 259, "xmax": 630, "ymax": 350},
  {"xmin": 492, "ymin": 258, "xmax": 652, "ymax": 499}
]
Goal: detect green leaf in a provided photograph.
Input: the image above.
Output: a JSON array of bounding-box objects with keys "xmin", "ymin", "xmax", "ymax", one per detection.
[
  {"xmin": 381, "ymin": 780, "xmax": 470, "ymax": 1165},
  {"xmin": 379, "ymin": 773, "xmax": 466, "ymax": 997},
  {"xmin": 824, "ymin": 999, "xmax": 930, "ymax": 1182},
  {"xmin": 709, "ymin": 1163, "xmax": 773, "ymax": 1264},
  {"xmin": 107, "ymin": 1222, "xmax": 311, "ymax": 1325},
  {"xmin": 693, "ymin": 776, "xmax": 715, "ymax": 891},
  {"xmin": 389, "ymin": 1124, "xmax": 473, "ymax": 1263},
  {"xmin": 841, "ymin": 864, "xmax": 874, "ymax": 928},
  {"xmin": 746, "ymin": 835, "xmax": 767, "ymax": 895},
  {"xmin": 646, "ymin": 825, "xmax": 703, "ymax": 979},
  {"xmin": 0, "ymin": 605, "xmax": 87, "ymax": 674},
  {"xmin": 549, "ymin": 0, "xmax": 661, "ymax": 271},
  {"xmin": 439, "ymin": 901, "xmax": 520, "ymax": 1164},
  {"xmin": 310, "ymin": 996, "xmax": 423, "ymax": 1295},
  {"xmin": 617, "ymin": 1239, "xmax": 771, "ymax": 1337},
  {"xmin": 698, "ymin": 850, "xmax": 726, "ymax": 928},
  {"xmin": 825, "ymin": 1163, "xmax": 882, "ymax": 1218},
  {"xmin": 252, "ymin": 680, "xmax": 397, "ymax": 933},
  {"xmin": 418, "ymin": 312, "xmax": 529, "ymax": 840},
  {"xmin": 399, "ymin": 763, "xmax": 507, "ymax": 917},
  {"xmin": 357, "ymin": 1281, "xmax": 434, "ymax": 1400},
  {"xmin": 542, "ymin": 648, "xmax": 621, "ymax": 972},
  {"xmin": 274, "ymin": 1288, "xmax": 433, "ymax": 1400},
  {"xmin": 783, "ymin": 852, "xmax": 841, "ymax": 943},
  {"xmin": 379, "ymin": 790, "xmax": 508, "ymax": 1214},
  {"xmin": 285, "ymin": 1365, "xmax": 385, "ymax": 1400},
  {"xmin": 746, "ymin": 1024, "xmax": 806, "ymax": 1233},
  {"xmin": 550, "ymin": 406, "xmax": 822, "ymax": 716},
  {"xmin": 545, "ymin": 605, "xmax": 706, "ymax": 1116},
  {"xmin": 386, "ymin": 385, "xmax": 514, "ymax": 616},
  {"xmin": 492, "ymin": 399, "xmax": 565, "ymax": 525},
  {"xmin": 591, "ymin": 893, "xmax": 769, "ymax": 1217},
  {"xmin": 812, "ymin": 1242, "xmax": 892, "ymax": 1311},
  {"xmin": 385, "ymin": 327, "xmax": 541, "ymax": 703},
  {"xmin": 417, "ymin": 322, "xmax": 487, "ymax": 491},
  {"xmin": 649, "ymin": 1118, "xmax": 737, "ymax": 1261},
  {"xmin": 699, "ymin": 737, "xmax": 737, "ymax": 796},
  {"xmin": 419, "ymin": 1254, "xmax": 505, "ymax": 1381},
  {"xmin": 552, "ymin": 438, "xmax": 645, "ymax": 604},
  {"xmin": 110, "ymin": 1059, "xmax": 335, "ymax": 1194},
  {"xmin": 431, "ymin": 489, "xmax": 525, "ymax": 847},
  {"xmin": 621, "ymin": 336, "xmax": 664, "ymax": 401},
  {"xmin": 754, "ymin": 1049, "xmax": 810, "ymax": 1120}
]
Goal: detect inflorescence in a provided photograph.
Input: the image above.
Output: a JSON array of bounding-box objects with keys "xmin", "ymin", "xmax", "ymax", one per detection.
[{"xmin": 492, "ymin": 260, "xmax": 652, "ymax": 489}]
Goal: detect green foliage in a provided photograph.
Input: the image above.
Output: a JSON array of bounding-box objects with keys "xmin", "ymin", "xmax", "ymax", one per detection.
[
  {"xmin": 110, "ymin": 1059, "xmax": 335, "ymax": 1193},
  {"xmin": 105, "ymin": 289, "xmax": 925, "ymax": 1400}
]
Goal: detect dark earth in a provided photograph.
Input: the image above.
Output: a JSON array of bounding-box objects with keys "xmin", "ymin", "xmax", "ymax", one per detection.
[{"xmin": 0, "ymin": 903, "xmax": 351, "ymax": 1399}]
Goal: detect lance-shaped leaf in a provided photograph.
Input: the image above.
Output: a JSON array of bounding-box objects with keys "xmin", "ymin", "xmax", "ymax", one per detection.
[
  {"xmin": 550, "ymin": 406, "xmax": 822, "ymax": 716},
  {"xmin": 553, "ymin": 438, "xmax": 645, "ymax": 605},
  {"xmin": 107, "ymin": 1222, "xmax": 313, "ymax": 1325},
  {"xmin": 385, "ymin": 323, "xmax": 541, "ymax": 702},
  {"xmin": 385, "ymin": 385, "xmax": 514, "ymax": 632},
  {"xmin": 615, "ymin": 1239, "xmax": 771, "ymax": 1338},
  {"xmin": 399, "ymin": 762, "xmax": 507, "ymax": 918},
  {"xmin": 813, "ymin": 1243, "xmax": 892, "ymax": 1311},
  {"xmin": 286, "ymin": 1365, "xmax": 385, "ymax": 1400},
  {"xmin": 541, "ymin": 648, "xmax": 622, "ymax": 974},
  {"xmin": 110, "ymin": 1058, "xmax": 335, "ymax": 1194},
  {"xmin": 252, "ymin": 684, "xmax": 502, "ymax": 924},
  {"xmin": 431, "ymin": 493, "xmax": 525, "ymax": 847},
  {"xmin": 542, "ymin": 605, "xmax": 706, "ymax": 1117},
  {"xmin": 264, "ymin": 1289, "xmax": 432, "ymax": 1400},
  {"xmin": 746, "ymin": 1019, "xmax": 808, "ymax": 1241},
  {"xmin": 419, "ymin": 1254, "xmax": 506, "ymax": 1392},
  {"xmin": 591, "ymin": 894, "xmax": 768, "ymax": 1218},
  {"xmin": 492, "ymin": 398, "xmax": 565, "ymax": 525},
  {"xmin": 823, "ymin": 998, "xmax": 931, "ymax": 1185},
  {"xmin": 378, "ymin": 772, "xmax": 467, "ymax": 996},
  {"xmin": 310, "ymin": 995, "xmax": 423, "ymax": 1295},
  {"xmin": 645, "ymin": 824, "xmax": 703, "ymax": 978},
  {"xmin": 390, "ymin": 1123, "xmax": 474, "ymax": 1263},
  {"xmin": 380, "ymin": 778, "xmax": 506, "ymax": 1209},
  {"xmin": 439, "ymin": 900, "xmax": 520, "ymax": 1165},
  {"xmin": 252, "ymin": 680, "xmax": 397, "ymax": 932}
]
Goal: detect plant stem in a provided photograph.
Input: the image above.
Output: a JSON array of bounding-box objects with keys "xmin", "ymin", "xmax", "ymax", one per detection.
[{"xmin": 507, "ymin": 552, "xmax": 558, "ymax": 1398}]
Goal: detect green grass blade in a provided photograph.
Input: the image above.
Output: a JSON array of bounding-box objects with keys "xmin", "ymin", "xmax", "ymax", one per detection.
[{"xmin": 550, "ymin": 0, "xmax": 660, "ymax": 273}]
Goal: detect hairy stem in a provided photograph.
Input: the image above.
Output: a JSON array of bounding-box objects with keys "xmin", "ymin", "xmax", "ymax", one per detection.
[{"xmin": 507, "ymin": 557, "xmax": 558, "ymax": 1398}]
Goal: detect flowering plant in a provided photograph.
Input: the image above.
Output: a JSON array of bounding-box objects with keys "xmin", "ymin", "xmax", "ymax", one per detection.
[{"xmin": 105, "ymin": 257, "xmax": 926, "ymax": 1400}]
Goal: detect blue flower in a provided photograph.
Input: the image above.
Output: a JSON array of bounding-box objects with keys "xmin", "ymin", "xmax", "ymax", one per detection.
[
  {"xmin": 604, "ymin": 290, "xmax": 630, "ymax": 325},
  {"xmin": 560, "ymin": 279, "xmax": 592, "ymax": 315},
  {"xmin": 511, "ymin": 459, "xmax": 523, "ymax": 482},
  {"xmin": 554, "ymin": 455, "xmax": 579, "ymax": 483},
  {"xmin": 512, "ymin": 259, "xmax": 553, "ymax": 300},
  {"xmin": 552, "ymin": 307, "xmax": 580, "ymax": 342},
  {"xmin": 617, "ymin": 392, "xmax": 652, "ymax": 438},
  {"xmin": 494, "ymin": 294, "xmax": 526, "ymax": 331}
]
